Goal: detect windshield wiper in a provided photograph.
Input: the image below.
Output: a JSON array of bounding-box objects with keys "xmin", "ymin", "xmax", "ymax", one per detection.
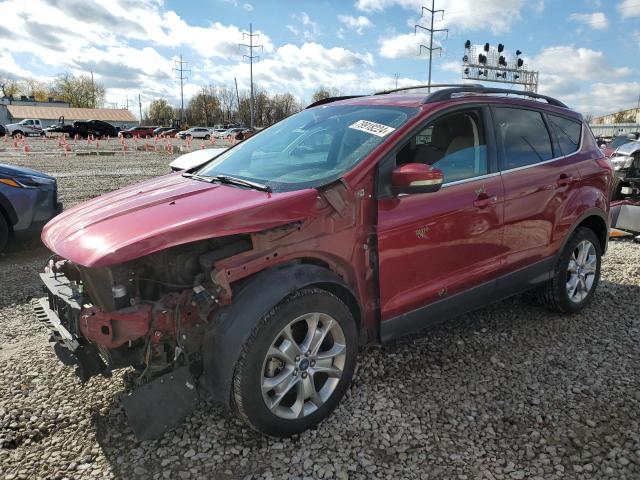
[
  {"xmin": 183, "ymin": 172, "xmax": 271, "ymax": 192},
  {"xmin": 210, "ymin": 174, "xmax": 272, "ymax": 192}
]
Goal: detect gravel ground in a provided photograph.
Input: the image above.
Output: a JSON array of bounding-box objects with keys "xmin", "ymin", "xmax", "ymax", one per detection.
[{"xmin": 1, "ymin": 142, "xmax": 639, "ymax": 479}]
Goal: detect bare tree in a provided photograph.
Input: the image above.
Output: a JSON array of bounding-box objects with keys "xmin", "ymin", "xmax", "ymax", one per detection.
[
  {"xmin": 311, "ymin": 86, "xmax": 342, "ymax": 104},
  {"xmin": 0, "ymin": 77, "xmax": 20, "ymax": 98},
  {"xmin": 51, "ymin": 74, "xmax": 105, "ymax": 108}
]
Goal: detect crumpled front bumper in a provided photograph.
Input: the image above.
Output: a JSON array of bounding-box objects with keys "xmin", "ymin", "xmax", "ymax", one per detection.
[{"xmin": 34, "ymin": 271, "xmax": 109, "ymax": 381}]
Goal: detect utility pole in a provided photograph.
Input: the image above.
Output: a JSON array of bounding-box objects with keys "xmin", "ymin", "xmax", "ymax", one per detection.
[
  {"xmin": 240, "ymin": 23, "xmax": 263, "ymax": 128},
  {"xmin": 90, "ymin": 70, "xmax": 96, "ymax": 108},
  {"xmin": 138, "ymin": 94, "xmax": 143, "ymax": 126},
  {"xmin": 234, "ymin": 77, "xmax": 241, "ymax": 123},
  {"xmin": 393, "ymin": 73, "xmax": 399, "ymax": 89},
  {"xmin": 173, "ymin": 54, "xmax": 190, "ymax": 125},
  {"xmin": 415, "ymin": 1, "xmax": 448, "ymax": 93}
]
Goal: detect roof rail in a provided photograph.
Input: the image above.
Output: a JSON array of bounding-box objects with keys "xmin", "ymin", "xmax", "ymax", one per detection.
[
  {"xmin": 424, "ymin": 86, "xmax": 568, "ymax": 108},
  {"xmin": 305, "ymin": 95, "xmax": 365, "ymax": 109},
  {"xmin": 375, "ymin": 84, "xmax": 483, "ymax": 95}
]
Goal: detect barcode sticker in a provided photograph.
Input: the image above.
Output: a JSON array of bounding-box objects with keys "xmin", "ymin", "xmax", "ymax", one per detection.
[{"xmin": 348, "ymin": 120, "xmax": 396, "ymax": 137}]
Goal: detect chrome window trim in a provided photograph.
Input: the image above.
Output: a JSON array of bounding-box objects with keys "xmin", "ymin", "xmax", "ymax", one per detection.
[{"xmin": 441, "ymin": 171, "xmax": 500, "ymax": 188}]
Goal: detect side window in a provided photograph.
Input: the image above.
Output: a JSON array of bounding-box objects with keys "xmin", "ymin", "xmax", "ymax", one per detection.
[
  {"xmin": 494, "ymin": 107, "xmax": 553, "ymax": 170},
  {"xmin": 548, "ymin": 114, "xmax": 582, "ymax": 156},
  {"xmin": 396, "ymin": 109, "xmax": 488, "ymax": 183}
]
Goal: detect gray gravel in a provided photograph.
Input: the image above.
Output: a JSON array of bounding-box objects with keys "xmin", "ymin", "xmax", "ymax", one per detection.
[{"xmin": 1, "ymin": 143, "xmax": 639, "ymax": 479}]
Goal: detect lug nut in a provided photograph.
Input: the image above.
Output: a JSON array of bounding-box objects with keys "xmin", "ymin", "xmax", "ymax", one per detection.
[
  {"xmin": 295, "ymin": 356, "xmax": 300, "ymax": 362},
  {"xmin": 293, "ymin": 369, "xmax": 298, "ymax": 376},
  {"xmin": 301, "ymin": 372, "xmax": 307, "ymax": 378},
  {"xmin": 310, "ymin": 360, "xmax": 316, "ymax": 367}
]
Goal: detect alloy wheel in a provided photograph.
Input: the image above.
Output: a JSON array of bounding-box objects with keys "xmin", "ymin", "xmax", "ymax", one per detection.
[
  {"xmin": 261, "ymin": 312, "xmax": 346, "ymax": 420},
  {"xmin": 566, "ymin": 239, "xmax": 597, "ymax": 303}
]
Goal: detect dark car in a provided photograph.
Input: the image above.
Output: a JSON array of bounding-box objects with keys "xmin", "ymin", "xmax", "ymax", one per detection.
[
  {"xmin": 0, "ymin": 163, "xmax": 61, "ymax": 252},
  {"xmin": 45, "ymin": 118, "xmax": 117, "ymax": 139},
  {"xmin": 36, "ymin": 84, "xmax": 611, "ymax": 440},
  {"xmin": 119, "ymin": 126, "xmax": 158, "ymax": 138},
  {"xmin": 0, "ymin": 124, "xmax": 5, "ymax": 137},
  {"xmin": 153, "ymin": 127, "xmax": 175, "ymax": 137}
]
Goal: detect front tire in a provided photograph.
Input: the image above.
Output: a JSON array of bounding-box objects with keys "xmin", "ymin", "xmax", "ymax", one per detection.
[
  {"xmin": 538, "ymin": 227, "xmax": 602, "ymax": 313},
  {"xmin": 232, "ymin": 288, "xmax": 358, "ymax": 437},
  {"xmin": 0, "ymin": 213, "xmax": 8, "ymax": 253}
]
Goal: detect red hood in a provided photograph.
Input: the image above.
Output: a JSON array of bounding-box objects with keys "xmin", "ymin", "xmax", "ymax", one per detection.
[{"xmin": 42, "ymin": 173, "xmax": 319, "ymax": 267}]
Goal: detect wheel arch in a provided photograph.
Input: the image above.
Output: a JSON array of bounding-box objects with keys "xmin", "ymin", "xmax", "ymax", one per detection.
[
  {"xmin": 561, "ymin": 209, "xmax": 609, "ymax": 255},
  {"xmin": 0, "ymin": 192, "xmax": 18, "ymax": 229},
  {"xmin": 200, "ymin": 262, "xmax": 362, "ymax": 408}
]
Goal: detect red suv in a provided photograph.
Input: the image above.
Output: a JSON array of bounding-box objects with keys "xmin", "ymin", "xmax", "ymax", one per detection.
[{"xmin": 36, "ymin": 85, "xmax": 611, "ymax": 439}]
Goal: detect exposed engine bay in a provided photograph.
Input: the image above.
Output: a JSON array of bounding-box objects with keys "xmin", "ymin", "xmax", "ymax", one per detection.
[{"xmin": 44, "ymin": 234, "xmax": 252, "ymax": 382}]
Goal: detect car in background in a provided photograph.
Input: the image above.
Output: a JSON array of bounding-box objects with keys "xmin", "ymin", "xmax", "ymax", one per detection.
[
  {"xmin": 5, "ymin": 119, "xmax": 45, "ymax": 137},
  {"xmin": 119, "ymin": 126, "xmax": 158, "ymax": 138},
  {"xmin": 210, "ymin": 128, "xmax": 229, "ymax": 138},
  {"xmin": 177, "ymin": 127, "xmax": 212, "ymax": 139},
  {"xmin": 168, "ymin": 147, "xmax": 229, "ymax": 171},
  {"xmin": 153, "ymin": 127, "xmax": 175, "ymax": 137},
  {"xmin": 0, "ymin": 163, "xmax": 61, "ymax": 253},
  {"xmin": 610, "ymin": 140, "xmax": 640, "ymax": 199},
  {"xmin": 602, "ymin": 133, "xmax": 639, "ymax": 158},
  {"xmin": 161, "ymin": 128, "xmax": 180, "ymax": 138},
  {"xmin": 0, "ymin": 124, "xmax": 5, "ymax": 137},
  {"xmin": 46, "ymin": 119, "xmax": 117, "ymax": 139}
]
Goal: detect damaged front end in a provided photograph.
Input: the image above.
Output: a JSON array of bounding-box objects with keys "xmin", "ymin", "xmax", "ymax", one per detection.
[{"xmin": 35, "ymin": 235, "xmax": 251, "ymax": 440}]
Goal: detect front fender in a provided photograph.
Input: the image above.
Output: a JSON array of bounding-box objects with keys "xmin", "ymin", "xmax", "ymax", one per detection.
[{"xmin": 199, "ymin": 262, "xmax": 360, "ymax": 408}]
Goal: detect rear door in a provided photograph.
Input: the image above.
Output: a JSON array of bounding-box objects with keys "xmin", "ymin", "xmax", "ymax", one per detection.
[
  {"xmin": 377, "ymin": 106, "xmax": 504, "ymax": 337},
  {"xmin": 494, "ymin": 106, "xmax": 581, "ymax": 274}
]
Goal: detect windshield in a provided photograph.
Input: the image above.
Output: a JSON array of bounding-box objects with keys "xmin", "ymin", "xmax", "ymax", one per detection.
[
  {"xmin": 196, "ymin": 104, "xmax": 418, "ymax": 192},
  {"xmin": 609, "ymin": 136, "xmax": 634, "ymax": 149}
]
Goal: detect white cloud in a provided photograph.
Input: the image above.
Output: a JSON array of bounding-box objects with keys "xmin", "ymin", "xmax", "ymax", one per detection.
[
  {"xmin": 619, "ymin": 0, "xmax": 640, "ymax": 18},
  {"xmin": 337, "ymin": 15, "xmax": 374, "ymax": 34},
  {"xmin": 378, "ymin": 31, "xmax": 434, "ymax": 59},
  {"xmin": 243, "ymin": 3, "xmax": 254, "ymax": 11},
  {"xmin": 291, "ymin": 12, "xmax": 320, "ymax": 41},
  {"xmin": 358, "ymin": 0, "xmax": 542, "ymax": 34},
  {"xmin": 568, "ymin": 12, "xmax": 608, "ymax": 29}
]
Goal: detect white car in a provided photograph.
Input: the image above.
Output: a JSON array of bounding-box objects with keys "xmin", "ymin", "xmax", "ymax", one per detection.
[
  {"xmin": 169, "ymin": 147, "xmax": 228, "ymax": 171},
  {"xmin": 177, "ymin": 127, "xmax": 212, "ymax": 140}
]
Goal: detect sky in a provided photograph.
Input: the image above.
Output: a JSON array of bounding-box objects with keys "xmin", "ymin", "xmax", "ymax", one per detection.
[{"xmin": 0, "ymin": 0, "xmax": 638, "ymax": 117}]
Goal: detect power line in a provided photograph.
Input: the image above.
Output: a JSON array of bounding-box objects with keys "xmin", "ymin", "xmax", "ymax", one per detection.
[
  {"xmin": 415, "ymin": 1, "xmax": 448, "ymax": 93},
  {"xmin": 173, "ymin": 54, "xmax": 190, "ymax": 125},
  {"xmin": 240, "ymin": 23, "xmax": 263, "ymax": 128}
]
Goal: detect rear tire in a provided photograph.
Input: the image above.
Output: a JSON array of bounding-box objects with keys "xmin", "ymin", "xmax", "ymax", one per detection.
[
  {"xmin": 232, "ymin": 288, "xmax": 358, "ymax": 437},
  {"xmin": 12, "ymin": 131, "xmax": 23, "ymax": 138},
  {"xmin": 204, "ymin": 134, "xmax": 210, "ymax": 140},
  {"xmin": 537, "ymin": 227, "xmax": 601, "ymax": 313},
  {"xmin": 611, "ymin": 176, "xmax": 624, "ymax": 201}
]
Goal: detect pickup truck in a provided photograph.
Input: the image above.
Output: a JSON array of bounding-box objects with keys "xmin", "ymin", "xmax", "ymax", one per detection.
[{"xmin": 5, "ymin": 119, "xmax": 45, "ymax": 137}]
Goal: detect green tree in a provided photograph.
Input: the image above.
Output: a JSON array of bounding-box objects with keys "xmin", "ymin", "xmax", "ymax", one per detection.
[
  {"xmin": 146, "ymin": 98, "xmax": 174, "ymax": 126},
  {"xmin": 52, "ymin": 73, "xmax": 105, "ymax": 108},
  {"xmin": 0, "ymin": 77, "xmax": 20, "ymax": 98}
]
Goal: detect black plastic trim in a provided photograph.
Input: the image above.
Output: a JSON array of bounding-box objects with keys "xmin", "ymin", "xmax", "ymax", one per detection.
[
  {"xmin": 305, "ymin": 95, "xmax": 366, "ymax": 109},
  {"xmin": 0, "ymin": 191, "xmax": 18, "ymax": 226},
  {"xmin": 424, "ymin": 86, "xmax": 568, "ymax": 108}
]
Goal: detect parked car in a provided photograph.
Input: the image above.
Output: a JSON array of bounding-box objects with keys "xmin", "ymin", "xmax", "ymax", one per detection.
[
  {"xmin": 35, "ymin": 85, "xmax": 611, "ymax": 440},
  {"xmin": 119, "ymin": 126, "xmax": 158, "ymax": 138},
  {"xmin": 153, "ymin": 127, "xmax": 175, "ymax": 137},
  {"xmin": 177, "ymin": 127, "xmax": 212, "ymax": 139},
  {"xmin": 211, "ymin": 128, "xmax": 229, "ymax": 138},
  {"xmin": 0, "ymin": 163, "xmax": 61, "ymax": 253},
  {"xmin": 602, "ymin": 134, "xmax": 638, "ymax": 158},
  {"xmin": 5, "ymin": 119, "xmax": 45, "ymax": 137},
  {"xmin": 169, "ymin": 147, "xmax": 229, "ymax": 171},
  {"xmin": 161, "ymin": 128, "xmax": 180, "ymax": 138},
  {"xmin": 610, "ymin": 140, "xmax": 640, "ymax": 199},
  {"xmin": 45, "ymin": 118, "xmax": 117, "ymax": 139},
  {"xmin": 0, "ymin": 124, "xmax": 5, "ymax": 136}
]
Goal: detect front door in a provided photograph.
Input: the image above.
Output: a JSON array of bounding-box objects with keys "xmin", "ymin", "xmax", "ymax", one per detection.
[{"xmin": 377, "ymin": 107, "xmax": 504, "ymax": 339}]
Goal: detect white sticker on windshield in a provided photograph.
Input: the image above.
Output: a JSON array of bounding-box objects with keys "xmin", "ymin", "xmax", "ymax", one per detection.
[{"xmin": 348, "ymin": 120, "xmax": 396, "ymax": 137}]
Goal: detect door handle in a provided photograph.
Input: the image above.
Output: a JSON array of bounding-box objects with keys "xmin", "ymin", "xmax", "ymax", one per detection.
[
  {"xmin": 556, "ymin": 174, "xmax": 574, "ymax": 187},
  {"xmin": 473, "ymin": 195, "xmax": 497, "ymax": 208}
]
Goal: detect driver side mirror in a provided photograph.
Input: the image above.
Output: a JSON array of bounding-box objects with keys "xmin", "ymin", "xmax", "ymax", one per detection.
[{"xmin": 391, "ymin": 163, "xmax": 444, "ymax": 195}]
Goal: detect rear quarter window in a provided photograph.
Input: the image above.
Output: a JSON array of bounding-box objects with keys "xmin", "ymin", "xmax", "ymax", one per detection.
[
  {"xmin": 548, "ymin": 114, "xmax": 582, "ymax": 156},
  {"xmin": 494, "ymin": 107, "xmax": 553, "ymax": 170}
]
